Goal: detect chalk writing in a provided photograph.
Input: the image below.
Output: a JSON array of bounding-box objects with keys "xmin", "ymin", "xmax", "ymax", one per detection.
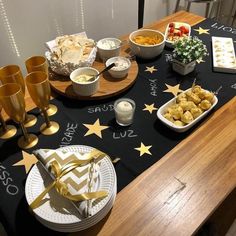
[
  {"xmin": 88, "ymin": 104, "xmax": 114, "ymax": 113},
  {"xmin": 211, "ymin": 23, "xmax": 236, "ymax": 34},
  {"xmin": 0, "ymin": 163, "xmax": 19, "ymax": 195},
  {"xmin": 231, "ymin": 83, "xmax": 236, "ymax": 89},
  {"xmin": 149, "ymin": 78, "xmax": 158, "ymax": 97},
  {"xmin": 165, "ymin": 54, "xmax": 173, "ymax": 62},
  {"xmin": 113, "ymin": 129, "xmax": 138, "ymax": 139},
  {"xmin": 60, "ymin": 123, "xmax": 78, "ymax": 147}
]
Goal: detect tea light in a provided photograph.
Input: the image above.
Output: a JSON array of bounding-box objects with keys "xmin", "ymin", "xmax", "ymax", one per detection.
[{"xmin": 114, "ymin": 98, "xmax": 135, "ymax": 126}]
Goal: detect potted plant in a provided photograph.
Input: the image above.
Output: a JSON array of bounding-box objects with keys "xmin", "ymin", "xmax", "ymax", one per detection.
[{"xmin": 172, "ymin": 36, "xmax": 208, "ymax": 75}]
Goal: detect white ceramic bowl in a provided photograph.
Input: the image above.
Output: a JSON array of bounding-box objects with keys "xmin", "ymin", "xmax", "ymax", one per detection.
[
  {"xmin": 165, "ymin": 22, "xmax": 191, "ymax": 48},
  {"xmin": 157, "ymin": 88, "xmax": 218, "ymax": 132},
  {"xmin": 97, "ymin": 38, "xmax": 121, "ymax": 62},
  {"xmin": 105, "ymin": 56, "xmax": 131, "ymax": 78},
  {"xmin": 129, "ymin": 29, "xmax": 165, "ymax": 59},
  {"xmin": 70, "ymin": 67, "xmax": 99, "ymax": 96}
]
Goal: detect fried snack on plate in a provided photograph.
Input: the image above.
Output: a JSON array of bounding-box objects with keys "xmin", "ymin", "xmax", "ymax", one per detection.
[
  {"xmin": 199, "ymin": 99, "xmax": 212, "ymax": 110},
  {"xmin": 181, "ymin": 111, "xmax": 194, "ymax": 124},
  {"xmin": 176, "ymin": 93, "xmax": 187, "ymax": 103},
  {"xmin": 174, "ymin": 120, "xmax": 185, "ymax": 127},
  {"xmin": 190, "ymin": 107, "xmax": 203, "ymax": 119}
]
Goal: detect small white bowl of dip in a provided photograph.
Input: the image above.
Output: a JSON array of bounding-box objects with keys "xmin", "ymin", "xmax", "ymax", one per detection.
[
  {"xmin": 97, "ymin": 38, "xmax": 121, "ymax": 62},
  {"xmin": 106, "ymin": 56, "xmax": 131, "ymax": 78},
  {"xmin": 70, "ymin": 67, "xmax": 99, "ymax": 96}
]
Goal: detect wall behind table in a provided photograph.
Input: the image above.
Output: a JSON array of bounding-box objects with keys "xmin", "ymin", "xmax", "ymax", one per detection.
[
  {"xmin": 0, "ymin": 0, "xmax": 138, "ymax": 75},
  {"xmin": 0, "ymin": 0, "xmax": 206, "ymax": 75},
  {"xmin": 143, "ymin": 0, "xmax": 205, "ymax": 26}
]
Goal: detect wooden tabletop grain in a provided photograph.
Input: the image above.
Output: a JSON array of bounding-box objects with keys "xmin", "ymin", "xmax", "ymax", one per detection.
[
  {"xmin": 67, "ymin": 11, "xmax": 236, "ymax": 236},
  {"xmin": 4, "ymin": 10, "xmax": 236, "ymax": 236}
]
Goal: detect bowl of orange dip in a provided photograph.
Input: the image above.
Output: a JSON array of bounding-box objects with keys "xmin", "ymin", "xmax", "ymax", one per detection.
[{"xmin": 129, "ymin": 29, "xmax": 165, "ymax": 59}]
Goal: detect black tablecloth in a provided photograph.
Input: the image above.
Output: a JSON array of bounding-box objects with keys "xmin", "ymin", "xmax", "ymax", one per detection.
[{"xmin": 0, "ymin": 18, "xmax": 235, "ymax": 235}]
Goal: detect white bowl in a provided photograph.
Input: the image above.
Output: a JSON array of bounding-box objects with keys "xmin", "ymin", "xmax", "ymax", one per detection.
[
  {"xmin": 105, "ymin": 57, "xmax": 131, "ymax": 78},
  {"xmin": 70, "ymin": 67, "xmax": 99, "ymax": 96},
  {"xmin": 157, "ymin": 88, "xmax": 218, "ymax": 132},
  {"xmin": 129, "ymin": 29, "xmax": 165, "ymax": 59},
  {"xmin": 165, "ymin": 22, "xmax": 191, "ymax": 48},
  {"xmin": 97, "ymin": 38, "xmax": 121, "ymax": 62}
]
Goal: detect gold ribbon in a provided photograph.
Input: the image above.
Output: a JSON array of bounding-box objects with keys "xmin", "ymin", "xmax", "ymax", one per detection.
[{"xmin": 30, "ymin": 150, "xmax": 108, "ymax": 210}]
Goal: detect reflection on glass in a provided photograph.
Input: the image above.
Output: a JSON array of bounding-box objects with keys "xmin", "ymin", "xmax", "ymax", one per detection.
[
  {"xmin": 0, "ymin": 65, "xmax": 25, "ymax": 93},
  {"xmin": 25, "ymin": 56, "xmax": 49, "ymax": 75},
  {"xmin": 0, "ymin": 65, "xmax": 37, "ymax": 127},
  {"xmin": 0, "ymin": 103, "xmax": 17, "ymax": 139},
  {"xmin": 25, "ymin": 56, "xmax": 58, "ymax": 116},
  {"xmin": 26, "ymin": 71, "xmax": 59, "ymax": 135},
  {"xmin": 0, "ymin": 83, "xmax": 38, "ymax": 149}
]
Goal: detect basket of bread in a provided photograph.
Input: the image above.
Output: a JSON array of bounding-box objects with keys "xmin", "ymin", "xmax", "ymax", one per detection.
[{"xmin": 45, "ymin": 32, "xmax": 97, "ymax": 76}]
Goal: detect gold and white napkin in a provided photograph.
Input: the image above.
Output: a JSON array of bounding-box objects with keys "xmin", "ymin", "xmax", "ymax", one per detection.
[{"xmin": 33, "ymin": 148, "xmax": 107, "ymax": 217}]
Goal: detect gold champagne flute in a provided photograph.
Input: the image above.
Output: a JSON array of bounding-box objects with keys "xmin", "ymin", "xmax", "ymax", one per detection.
[
  {"xmin": 0, "ymin": 104, "xmax": 17, "ymax": 139},
  {"xmin": 25, "ymin": 56, "xmax": 58, "ymax": 116},
  {"xmin": 0, "ymin": 83, "xmax": 38, "ymax": 149},
  {"xmin": 25, "ymin": 71, "xmax": 59, "ymax": 135},
  {"xmin": 0, "ymin": 65, "xmax": 37, "ymax": 127}
]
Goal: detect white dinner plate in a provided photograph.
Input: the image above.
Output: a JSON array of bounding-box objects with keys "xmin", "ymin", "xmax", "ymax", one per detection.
[{"xmin": 25, "ymin": 145, "xmax": 117, "ymax": 232}]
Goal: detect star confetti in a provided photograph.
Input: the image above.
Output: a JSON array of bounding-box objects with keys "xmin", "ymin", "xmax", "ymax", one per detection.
[
  {"xmin": 135, "ymin": 142, "xmax": 152, "ymax": 156},
  {"xmin": 83, "ymin": 118, "xmax": 109, "ymax": 138},
  {"xmin": 145, "ymin": 66, "xmax": 157, "ymax": 73},
  {"xmin": 196, "ymin": 58, "xmax": 205, "ymax": 64},
  {"xmin": 143, "ymin": 103, "xmax": 158, "ymax": 114},
  {"xmin": 163, "ymin": 83, "xmax": 183, "ymax": 97},
  {"xmin": 13, "ymin": 151, "xmax": 38, "ymax": 173},
  {"xmin": 194, "ymin": 27, "xmax": 210, "ymax": 35}
]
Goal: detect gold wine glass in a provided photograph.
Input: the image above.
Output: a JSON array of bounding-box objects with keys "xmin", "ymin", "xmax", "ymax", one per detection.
[
  {"xmin": 0, "ymin": 65, "xmax": 37, "ymax": 127},
  {"xmin": 0, "ymin": 104, "xmax": 17, "ymax": 139},
  {"xmin": 0, "ymin": 83, "xmax": 38, "ymax": 149},
  {"xmin": 25, "ymin": 56, "xmax": 58, "ymax": 116},
  {"xmin": 25, "ymin": 71, "xmax": 59, "ymax": 135}
]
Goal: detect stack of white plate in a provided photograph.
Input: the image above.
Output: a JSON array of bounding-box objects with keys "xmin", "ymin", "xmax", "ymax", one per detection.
[{"xmin": 25, "ymin": 145, "xmax": 117, "ymax": 232}]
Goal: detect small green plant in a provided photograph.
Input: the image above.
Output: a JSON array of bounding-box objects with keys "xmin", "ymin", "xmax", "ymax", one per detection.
[{"xmin": 173, "ymin": 36, "xmax": 208, "ymax": 64}]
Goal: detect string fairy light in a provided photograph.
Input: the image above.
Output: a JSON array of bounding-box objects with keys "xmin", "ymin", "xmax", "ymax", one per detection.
[{"xmin": 0, "ymin": 0, "xmax": 20, "ymax": 57}]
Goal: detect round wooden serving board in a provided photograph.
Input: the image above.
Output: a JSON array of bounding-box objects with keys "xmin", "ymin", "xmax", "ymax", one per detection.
[{"xmin": 49, "ymin": 57, "xmax": 138, "ymax": 100}]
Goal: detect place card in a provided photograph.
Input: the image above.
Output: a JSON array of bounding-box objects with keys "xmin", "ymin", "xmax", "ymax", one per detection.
[{"xmin": 212, "ymin": 36, "xmax": 236, "ymax": 73}]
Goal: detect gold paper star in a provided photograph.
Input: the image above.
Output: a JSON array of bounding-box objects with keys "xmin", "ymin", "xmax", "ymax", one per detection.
[
  {"xmin": 145, "ymin": 66, "xmax": 157, "ymax": 73},
  {"xmin": 164, "ymin": 83, "xmax": 183, "ymax": 97},
  {"xmin": 13, "ymin": 151, "xmax": 38, "ymax": 173},
  {"xmin": 143, "ymin": 103, "xmax": 158, "ymax": 114},
  {"xmin": 196, "ymin": 58, "xmax": 205, "ymax": 64},
  {"xmin": 194, "ymin": 27, "xmax": 210, "ymax": 35},
  {"xmin": 135, "ymin": 142, "xmax": 152, "ymax": 156},
  {"xmin": 83, "ymin": 118, "xmax": 109, "ymax": 138}
]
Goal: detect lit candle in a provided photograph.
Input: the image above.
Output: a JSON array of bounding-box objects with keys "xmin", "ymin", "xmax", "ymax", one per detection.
[{"xmin": 114, "ymin": 98, "xmax": 135, "ymax": 126}]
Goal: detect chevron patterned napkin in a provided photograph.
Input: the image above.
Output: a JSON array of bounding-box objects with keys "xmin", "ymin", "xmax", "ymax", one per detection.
[{"xmin": 33, "ymin": 148, "xmax": 104, "ymax": 217}]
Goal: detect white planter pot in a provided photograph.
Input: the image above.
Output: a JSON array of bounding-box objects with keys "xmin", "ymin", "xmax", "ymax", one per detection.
[{"xmin": 172, "ymin": 59, "xmax": 196, "ymax": 75}]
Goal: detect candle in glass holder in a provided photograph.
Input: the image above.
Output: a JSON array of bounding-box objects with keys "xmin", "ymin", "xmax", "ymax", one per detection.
[{"xmin": 114, "ymin": 98, "xmax": 135, "ymax": 126}]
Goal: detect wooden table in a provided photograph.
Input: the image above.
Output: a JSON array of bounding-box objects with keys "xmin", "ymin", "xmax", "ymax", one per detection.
[
  {"xmin": 65, "ymin": 11, "xmax": 235, "ymax": 236},
  {"xmin": 10, "ymin": 10, "xmax": 235, "ymax": 236}
]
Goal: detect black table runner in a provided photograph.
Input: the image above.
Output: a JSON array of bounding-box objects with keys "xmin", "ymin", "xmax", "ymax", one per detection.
[{"xmin": 0, "ymin": 18, "xmax": 235, "ymax": 235}]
